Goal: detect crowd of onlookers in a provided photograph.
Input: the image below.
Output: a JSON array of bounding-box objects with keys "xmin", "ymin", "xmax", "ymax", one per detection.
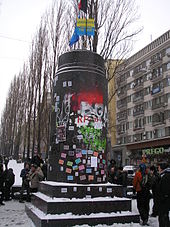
[
  {"xmin": 0, "ymin": 154, "xmax": 47, "ymax": 205},
  {"xmin": 108, "ymin": 159, "xmax": 170, "ymax": 227}
]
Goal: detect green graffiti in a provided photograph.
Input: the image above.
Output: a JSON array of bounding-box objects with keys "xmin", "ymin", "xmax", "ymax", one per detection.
[{"xmin": 79, "ymin": 126, "xmax": 106, "ymax": 151}]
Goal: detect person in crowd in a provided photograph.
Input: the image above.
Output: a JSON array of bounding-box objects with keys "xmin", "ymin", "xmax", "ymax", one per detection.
[
  {"xmin": 29, "ymin": 164, "xmax": 44, "ymax": 193},
  {"xmin": 108, "ymin": 159, "xmax": 118, "ymax": 183},
  {"xmin": 157, "ymin": 162, "xmax": 170, "ymax": 227},
  {"xmin": 41, "ymin": 158, "xmax": 48, "ymax": 180},
  {"xmin": 31, "ymin": 153, "xmax": 44, "ymax": 167},
  {"xmin": 4, "ymin": 168, "xmax": 15, "ymax": 201},
  {"xmin": 19, "ymin": 162, "xmax": 30, "ymax": 203},
  {"xmin": 116, "ymin": 166, "xmax": 128, "ymax": 197},
  {"xmin": 150, "ymin": 165, "xmax": 160, "ymax": 217},
  {"xmin": 133, "ymin": 163, "xmax": 151, "ymax": 226},
  {"xmin": 4, "ymin": 156, "xmax": 9, "ymax": 170},
  {"xmin": 0, "ymin": 164, "xmax": 5, "ymax": 205},
  {"xmin": 0, "ymin": 155, "xmax": 3, "ymax": 165}
]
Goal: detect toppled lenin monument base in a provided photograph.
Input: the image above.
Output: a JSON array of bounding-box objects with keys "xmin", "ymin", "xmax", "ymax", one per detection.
[{"xmin": 26, "ymin": 50, "xmax": 139, "ymax": 226}]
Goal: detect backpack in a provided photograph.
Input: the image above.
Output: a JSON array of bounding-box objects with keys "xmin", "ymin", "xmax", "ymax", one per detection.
[{"xmin": 140, "ymin": 174, "xmax": 149, "ymax": 190}]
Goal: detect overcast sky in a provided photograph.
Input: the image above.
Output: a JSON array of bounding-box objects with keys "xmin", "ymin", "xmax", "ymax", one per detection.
[{"xmin": 0, "ymin": 0, "xmax": 170, "ymax": 117}]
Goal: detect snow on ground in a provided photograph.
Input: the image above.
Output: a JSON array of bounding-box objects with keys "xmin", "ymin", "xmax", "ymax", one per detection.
[{"xmin": 0, "ymin": 200, "xmax": 34, "ymax": 227}]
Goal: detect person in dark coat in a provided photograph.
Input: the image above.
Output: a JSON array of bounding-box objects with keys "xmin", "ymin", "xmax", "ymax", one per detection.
[
  {"xmin": 108, "ymin": 159, "xmax": 117, "ymax": 184},
  {"xmin": 0, "ymin": 155, "xmax": 3, "ymax": 165},
  {"xmin": 41, "ymin": 158, "xmax": 48, "ymax": 180},
  {"xmin": 133, "ymin": 163, "xmax": 151, "ymax": 226},
  {"xmin": 4, "ymin": 168, "xmax": 15, "ymax": 201},
  {"xmin": 4, "ymin": 156, "xmax": 9, "ymax": 170},
  {"xmin": 19, "ymin": 162, "xmax": 30, "ymax": 203},
  {"xmin": 150, "ymin": 165, "xmax": 160, "ymax": 217},
  {"xmin": 157, "ymin": 162, "xmax": 170, "ymax": 227},
  {"xmin": 0, "ymin": 164, "xmax": 5, "ymax": 205},
  {"xmin": 31, "ymin": 153, "xmax": 44, "ymax": 167},
  {"xmin": 116, "ymin": 166, "xmax": 128, "ymax": 197}
]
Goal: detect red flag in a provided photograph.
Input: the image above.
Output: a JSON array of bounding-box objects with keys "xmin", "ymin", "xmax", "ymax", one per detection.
[{"xmin": 78, "ymin": 0, "xmax": 87, "ymax": 13}]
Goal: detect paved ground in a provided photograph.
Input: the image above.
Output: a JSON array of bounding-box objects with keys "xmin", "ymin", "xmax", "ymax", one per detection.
[
  {"xmin": 0, "ymin": 199, "xmax": 161, "ymax": 227},
  {"xmin": 0, "ymin": 200, "xmax": 33, "ymax": 227}
]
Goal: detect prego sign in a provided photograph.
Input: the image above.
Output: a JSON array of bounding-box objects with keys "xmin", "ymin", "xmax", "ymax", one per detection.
[{"xmin": 142, "ymin": 147, "xmax": 164, "ymax": 155}]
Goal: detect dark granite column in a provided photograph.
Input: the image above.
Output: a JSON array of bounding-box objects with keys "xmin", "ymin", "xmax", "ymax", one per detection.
[{"xmin": 48, "ymin": 50, "xmax": 108, "ymax": 184}]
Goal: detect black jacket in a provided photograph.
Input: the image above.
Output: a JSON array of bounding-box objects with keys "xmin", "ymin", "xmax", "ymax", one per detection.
[
  {"xmin": 31, "ymin": 156, "xmax": 44, "ymax": 167},
  {"xmin": 0, "ymin": 170, "xmax": 5, "ymax": 190},
  {"xmin": 158, "ymin": 167, "xmax": 170, "ymax": 211},
  {"xmin": 4, "ymin": 169, "xmax": 15, "ymax": 188}
]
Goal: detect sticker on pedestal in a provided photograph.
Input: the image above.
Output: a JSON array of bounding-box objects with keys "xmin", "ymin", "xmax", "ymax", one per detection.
[
  {"xmin": 67, "ymin": 161, "xmax": 73, "ymax": 167},
  {"xmin": 91, "ymin": 156, "xmax": 97, "ymax": 168},
  {"xmin": 68, "ymin": 151, "xmax": 74, "ymax": 156},
  {"xmin": 80, "ymin": 175, "xmax": 86, "ymax": 181},
  {"xmin": 67, "ymin": 175, "xmax": 73, "ymax": 181},
  {"xmin": 61, "ymin": 188, "xmax": 67, "ymax": 193},
  {"xmin": 66, "ymin": 168, "xmax": 72, "ymax": 174}
]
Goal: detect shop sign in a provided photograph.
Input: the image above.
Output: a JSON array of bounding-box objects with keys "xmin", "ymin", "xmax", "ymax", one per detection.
[{"xmin": 142, "ymin": 147, "xmax": 164, "ymax": 155}]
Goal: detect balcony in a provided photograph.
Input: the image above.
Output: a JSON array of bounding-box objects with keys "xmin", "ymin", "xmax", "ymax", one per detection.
[
  {"xmin": 133, "ymin": 127, "xmax": 144, "ymax": 132},
  {"xmin": 152, "ymin": 102, "xmax": 165, "ymax": 110},
  {"xmin": 133, "ymin": 109, "xmax": 144, "ymax": 117},
  {"xmin": 133, "ymin": 83, "xmax": 143, "ymax": 91},
  {"xmin": 150, "ymin": 57, "xmax": 162, "ymax": 67},
  {"xmin": 152, "ymin": 121, "xmax": 165, "ymax": 126},
  {"xmin": 133, "ymin": 96, "xmax": 144, "ymax": 104},
  {"xmin": 117, "ymin": 91, "xmax": 127, "ymax": 98},
  {"xmin": 150, "ymin": 73, "xmax": 163, "ymax": 82},
  {"xmin": 133, "ymin": 68, "xmax": 147, "ymax": 78},
  {"xmin": 117, "ymin": 103, "xmax": 127, "ymax": 110},
  {"xmin": 117, "ymin": 115, "xmax": 127, "ymax": 122}
]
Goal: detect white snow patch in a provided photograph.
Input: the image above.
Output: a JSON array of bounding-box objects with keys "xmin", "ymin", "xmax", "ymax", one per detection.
[
  {"xmin": 42, "ymin": 181, "xmax": 121, "ymax": 187},
  {"xmin": 28, "ymin": 204, "xmax": 138, "ymax": 220},
  {"xmin": 35, "ymin": 192, "xmax": 130, "ymax": 202}
]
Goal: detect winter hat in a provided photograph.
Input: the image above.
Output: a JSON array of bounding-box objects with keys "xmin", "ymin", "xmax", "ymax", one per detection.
[
  {"xmin": 158, "ymin": 162, "xmax": 169, "ymax": 171},
  {"xmin": 139, "ymin": 163, "xmax": 146, "ymax": 176}
]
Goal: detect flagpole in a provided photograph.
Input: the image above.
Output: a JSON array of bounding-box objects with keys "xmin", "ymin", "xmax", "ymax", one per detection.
[{"xmin": 85, "ymin": 0, "xmax": 87, "ymax": 49}]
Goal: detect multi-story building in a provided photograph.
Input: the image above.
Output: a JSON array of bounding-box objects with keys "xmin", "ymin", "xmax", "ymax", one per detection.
[{"xmin": 113, "ymin": 30, "xmax": 170, "ymax": 166}]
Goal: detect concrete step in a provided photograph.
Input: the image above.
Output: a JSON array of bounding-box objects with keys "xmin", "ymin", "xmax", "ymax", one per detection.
[
  {"xmin": 25, "ymin": 204, "xmax": 140, "ymax": 227},
  {"xmin": 39, "ymin": 181, "xmax": 123, "ymax": 199},
  {"xmin": 32, "ymin": 192, "xmax": 132, "ymax": 215}
]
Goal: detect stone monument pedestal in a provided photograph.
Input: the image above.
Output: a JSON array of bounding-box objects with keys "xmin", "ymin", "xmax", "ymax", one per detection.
[{"xmin": 26, "ymin": 181, "xmax": 139, "ymax": 226}]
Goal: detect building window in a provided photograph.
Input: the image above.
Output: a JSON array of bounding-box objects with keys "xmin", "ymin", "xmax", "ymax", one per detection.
[
  {"xmin": 167, "ymin": 77, "xmax": 170, "ymax": 86},
  {"xmin": 168, "ymin": 93, "xmax": 170, "ymax": 103},
  {"xmin": 166, "ymin": 47, "xmax": 170, "ymax": 56},
  {"xmin": 147, "ymin": 131, "xmax": 153, "ymax": 139},
  {"xmin": 157, "ymin": 128, "xmax": 165, "ymax": 138},
  {"xmin": 130, "ymin": 70, "xmax": 133, "ymax": 77},
  {"xmin": 167, "ymin": 62, "xmax": 170, "ymax": 70},
  {"xmin": 146, "ymin": 73, "xmax": 152, "ymax": 81},
  {"xmin": 146, "ymin": 116, "xmax": 152, "ymax": 124}
]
